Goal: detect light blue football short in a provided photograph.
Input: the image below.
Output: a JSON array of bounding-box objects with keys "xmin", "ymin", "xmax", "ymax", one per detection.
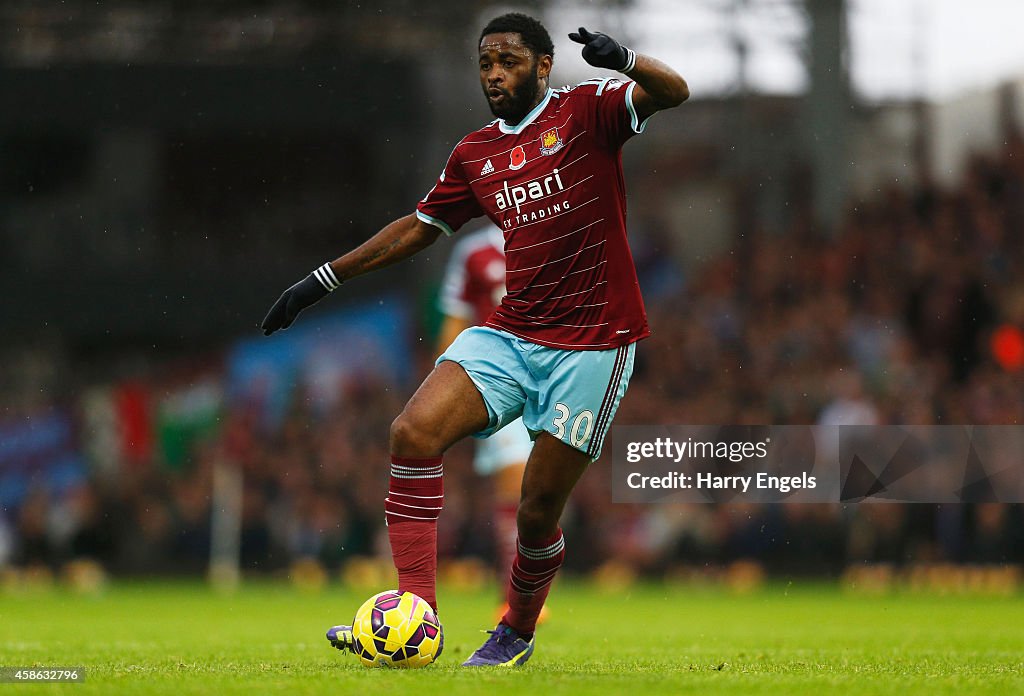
[{"xmin": 437, "ymin": 326, "xmax": 636, "ymax": 460}]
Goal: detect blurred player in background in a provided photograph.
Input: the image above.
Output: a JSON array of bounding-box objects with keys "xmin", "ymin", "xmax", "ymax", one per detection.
[
  {"xmin": 435, "ymin": 224, "xmax": 541, "ymax": 622},
  {"xmin": 262, "ymin": 12, "xmax": 688, "ymax": 666}
]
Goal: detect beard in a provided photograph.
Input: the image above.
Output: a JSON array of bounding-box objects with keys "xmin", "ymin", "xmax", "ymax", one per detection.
[{"xmin": 485, "ymin": 65, "xmax": 542, "ymax": 124}]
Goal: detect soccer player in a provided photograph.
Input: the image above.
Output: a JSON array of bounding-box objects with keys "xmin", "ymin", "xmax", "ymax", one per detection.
[
  {"xmin": 436, "ymin": 224, "xmax": 536, "ymax": 619},
  {"xmin": 262, "ymin": 13, "xmax": 688, "ymax": 666}
]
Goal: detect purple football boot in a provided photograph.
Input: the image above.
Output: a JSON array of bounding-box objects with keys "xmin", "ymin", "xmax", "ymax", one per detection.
[
  {"xmin": 461, "ymin": 623, "xmax": 534, "ymax": 667},
  {"xmin": 325, "ymin": 624, "xmax": 355, "ymax": 653}
]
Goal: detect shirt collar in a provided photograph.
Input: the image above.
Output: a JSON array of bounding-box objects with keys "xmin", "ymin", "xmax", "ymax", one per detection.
[{"xmin": 498, "ymin": 88, "xmax": 554, "ymax": 135}]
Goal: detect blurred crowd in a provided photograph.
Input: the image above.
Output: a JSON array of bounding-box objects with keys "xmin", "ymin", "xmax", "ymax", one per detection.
[{"xmin": 5, "ymin": 135, "xmax": 1024, "ymax": 581}]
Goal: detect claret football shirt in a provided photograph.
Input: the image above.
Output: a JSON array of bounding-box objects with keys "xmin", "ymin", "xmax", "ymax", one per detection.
[{"xmin": 417, "ymin": 78, "xmax": 653, "ymax": 350}]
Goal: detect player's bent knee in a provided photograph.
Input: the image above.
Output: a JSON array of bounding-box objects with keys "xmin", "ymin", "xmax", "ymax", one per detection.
[
  {"xmin": 516, "ymin": 497, "xmax": 560, "ymax": 540},
  {"xmin": 389, "ymin": 412, "xmax": 443, "ymax": 457}
]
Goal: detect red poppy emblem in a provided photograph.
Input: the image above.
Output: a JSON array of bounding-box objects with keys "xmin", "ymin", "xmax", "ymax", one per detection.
[{"xmin": 509, "ymin": 145, "xmax": 526, "ymax": 170}]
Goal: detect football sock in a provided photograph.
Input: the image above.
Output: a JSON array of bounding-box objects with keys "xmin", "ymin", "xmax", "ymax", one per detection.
[
  {"xmin": 495, "ymin": 501, "xmax": 519, "ymax": 596},
  {"xmin": 502, "ymin": 528, "xmax": 565, "ymax": 637},
  {"xmin": 385, "ymin": 455, "xmax": 443, "ymax": 613}
]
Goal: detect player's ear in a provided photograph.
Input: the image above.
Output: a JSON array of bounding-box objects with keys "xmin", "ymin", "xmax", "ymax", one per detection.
[{"xmin": 537, "ymin": 54, "xmax": 552, "ymax": 80}]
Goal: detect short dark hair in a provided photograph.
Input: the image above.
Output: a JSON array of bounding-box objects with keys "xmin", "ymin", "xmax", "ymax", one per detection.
[{"xmin": 479, "ymin": 12, "xmax": 554, "ymax": 59}]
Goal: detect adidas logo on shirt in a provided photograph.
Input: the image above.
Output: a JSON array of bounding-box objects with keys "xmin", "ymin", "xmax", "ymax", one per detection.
[{"xmin": 481, "ymin": 159, "xmax": 494, "ymax": 176}]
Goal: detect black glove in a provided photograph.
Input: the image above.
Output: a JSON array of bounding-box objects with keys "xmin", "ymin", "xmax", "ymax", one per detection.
[
  {"xmin": 261, "ymin": 263, "xmax": 341, "ymax": 335},
  {"xmin": 568, "ymin": 27, "xmax": 636, "ymax": 72}
]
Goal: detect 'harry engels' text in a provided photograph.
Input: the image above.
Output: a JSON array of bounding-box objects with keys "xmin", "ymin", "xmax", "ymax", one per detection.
[{"xmin": 626, "ymin": 471, "xmax": 818, "ymax": 493}]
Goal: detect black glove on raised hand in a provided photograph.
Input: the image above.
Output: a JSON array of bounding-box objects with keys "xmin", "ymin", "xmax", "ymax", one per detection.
[
  {"xmin": 261, "ymin": 263, "xmax": 341, "ymax": 336},
  {"xmin": 568, "ymin": 27, "xmax": 636, "ymax": 73}
]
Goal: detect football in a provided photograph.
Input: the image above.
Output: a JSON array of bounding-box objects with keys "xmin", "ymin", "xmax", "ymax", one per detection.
[{"xmin": 351, "ymin": 590, "xmax": 444, "ymax": 668}]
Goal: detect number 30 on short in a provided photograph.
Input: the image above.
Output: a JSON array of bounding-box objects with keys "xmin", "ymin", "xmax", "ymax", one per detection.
[{"xmin": 551, "ymin": 403, "xmax": 594, "ymax": 447}]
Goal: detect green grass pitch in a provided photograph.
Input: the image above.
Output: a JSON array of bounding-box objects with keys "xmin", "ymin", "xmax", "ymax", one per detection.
[{"xmin": 1, "ymin": 580, "xmax": 1022, "ymax": 694}]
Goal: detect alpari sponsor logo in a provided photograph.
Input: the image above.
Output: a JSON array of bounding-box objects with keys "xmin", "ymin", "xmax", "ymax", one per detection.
[{"xmin": 496, "ymin": 168, "xmax": 565, "ymax": 214}]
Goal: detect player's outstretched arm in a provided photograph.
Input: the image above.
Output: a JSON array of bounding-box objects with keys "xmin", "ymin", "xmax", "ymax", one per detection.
[
  {"xmin": 261, "ymin": 213, "xmax": 441, "ymax": 335},
  {"xmin": 568, "ymin": 27, "xmax": 688, "ymax": 122}
]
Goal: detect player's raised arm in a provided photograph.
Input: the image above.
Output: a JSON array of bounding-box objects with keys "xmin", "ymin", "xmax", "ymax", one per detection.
[
  {"xmin": 260, "ymin": 213, "xmax": 441, "ymax": 336},
  {"xmin": 568, "ymin": 27, "xmax": 688, "ymax": 122}
]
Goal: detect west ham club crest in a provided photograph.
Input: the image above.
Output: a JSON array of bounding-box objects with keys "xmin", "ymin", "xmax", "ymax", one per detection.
[{"xmin": 539, "ymin": 127, "xmax": 564, "ymax": 156}]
